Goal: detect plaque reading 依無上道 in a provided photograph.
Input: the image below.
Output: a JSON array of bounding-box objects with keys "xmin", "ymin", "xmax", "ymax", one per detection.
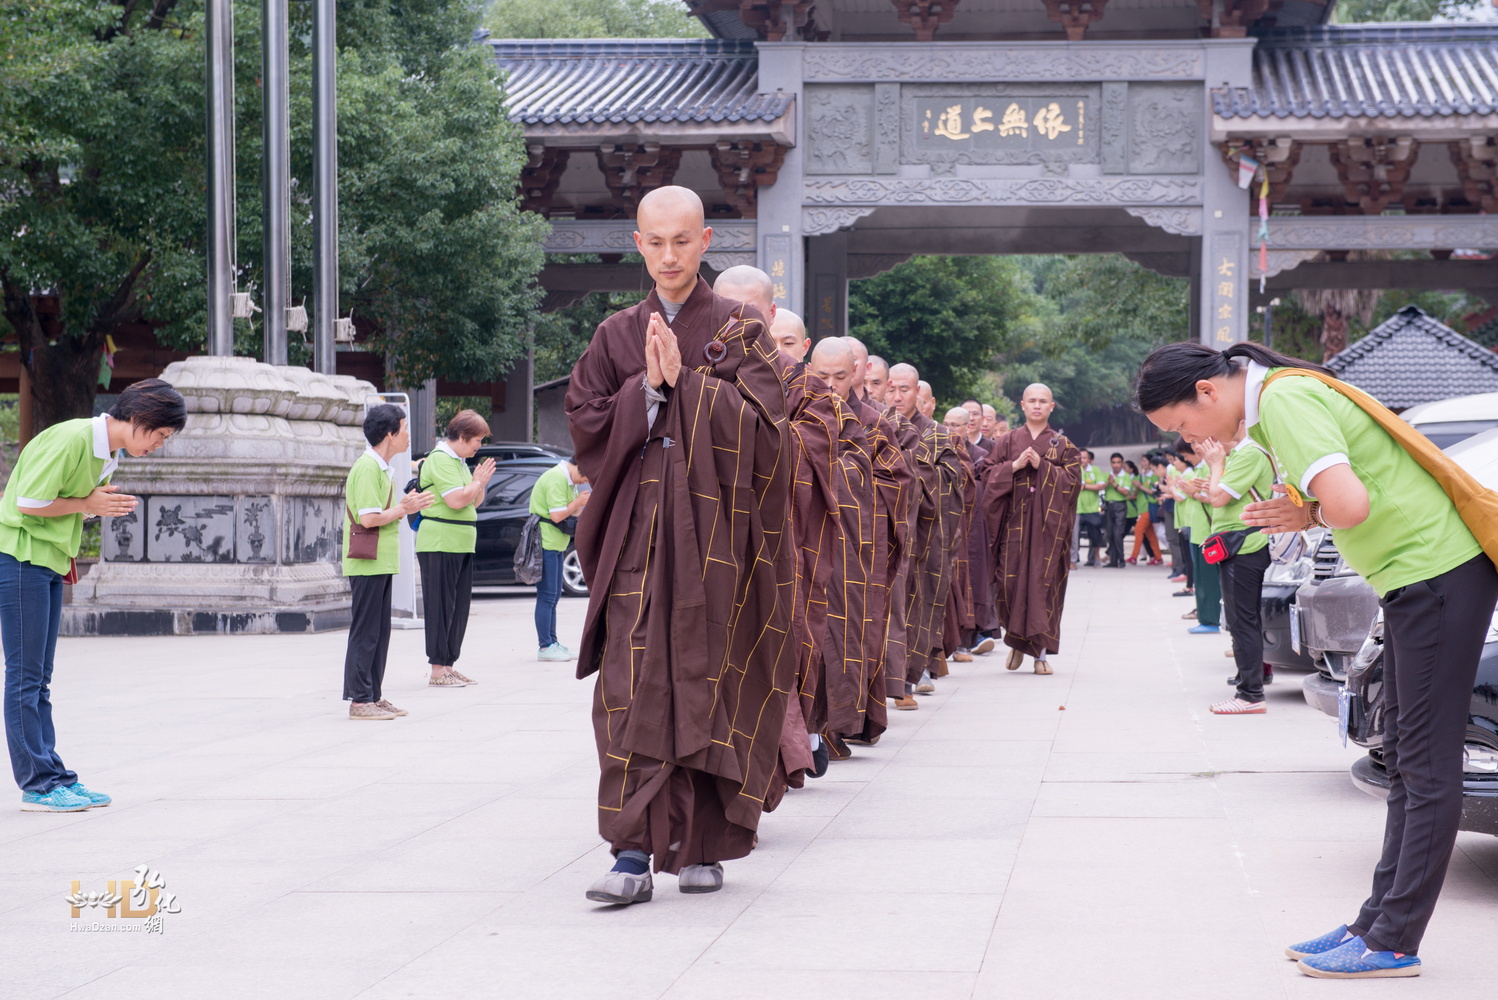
[{"xmin": 902, "ymin": 85, "xmax": 1101, "ymax": 169}]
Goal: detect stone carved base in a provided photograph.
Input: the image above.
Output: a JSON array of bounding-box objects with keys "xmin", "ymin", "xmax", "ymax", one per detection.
[{"xmin": 62, "ymin": 355, "xmax": 378, "ymax": 637}]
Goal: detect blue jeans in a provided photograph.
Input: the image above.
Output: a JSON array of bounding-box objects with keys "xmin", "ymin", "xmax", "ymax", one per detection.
[
  {"xmin": 1, "ymin": 553, "xmax": 76, "ymax": 793},
  {"xmin": 534, "ymin": 548, "xmax": 564, "ymax": 648}
]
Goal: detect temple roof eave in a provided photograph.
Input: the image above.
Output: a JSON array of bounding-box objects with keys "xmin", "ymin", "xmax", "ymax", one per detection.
[
  {"xmin": 518, "ymin": 108, "xmax": 796, "ymax": 148},
  {"xmin": 1212, "ymin": 112, "xmax": 1498, "ymax": 142}
]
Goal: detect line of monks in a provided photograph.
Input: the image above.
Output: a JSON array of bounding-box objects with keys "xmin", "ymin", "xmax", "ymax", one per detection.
[{"xmin": 563, "ymin": 186, "xmax": 1081, "ymax": 906}]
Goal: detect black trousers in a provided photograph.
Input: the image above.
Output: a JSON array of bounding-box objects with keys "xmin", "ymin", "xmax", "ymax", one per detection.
[
  {"xmin": 417, "ymin": 551, "xmax": 473, "ymax": 666},
  {"xmin": 343, "ymin": 574, "xmax": 393, "ymax": 703},
  {"xmin": 1077, "ymin": 512, "xmax": 1104, "ymax": 564},
  {"xmin": 1176, "ymin": 526, "xmax": 1195, "ymax": 587},
  {"xmin": 1351, "ymin": 553, "xmax": 1498, "ymax": 955},
  {"xmin": 1220, "ymin": 546, "xmax": 1270, "ymax": 702},
  {"xmin": 1102, "ymin": 501, "xmax": 1128, "ymax": 567}
]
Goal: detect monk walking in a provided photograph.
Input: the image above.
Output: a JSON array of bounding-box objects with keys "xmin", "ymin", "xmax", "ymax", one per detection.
[
  {"xmin": 981, "ymin": 384, "xmax": 1081, "ymax": 674},
  {"xmin": 886, "ymin": 364, "xmax": 963, "ymax": 702},
  {"xmin": 565, "ymin": 188, "xmax": 795, "ymax": 904},
  {"xmin": 713, "ymin": 268, "xmax": 841, "ymax": 789}
]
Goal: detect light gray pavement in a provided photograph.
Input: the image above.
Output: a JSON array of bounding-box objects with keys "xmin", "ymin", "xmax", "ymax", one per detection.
[{"xmin": 3, "ymin": 566, "xmax": 1496, "ymax": 999}]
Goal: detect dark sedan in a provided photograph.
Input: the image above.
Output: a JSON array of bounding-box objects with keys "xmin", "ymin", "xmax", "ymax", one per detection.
[
  {"xmin": 469, "ymin": 458, "xmax": 588, "ymax": 597},
  {"xmin": 1341, "ymin": 614, "xmax": 1498, "ymax": 836}
]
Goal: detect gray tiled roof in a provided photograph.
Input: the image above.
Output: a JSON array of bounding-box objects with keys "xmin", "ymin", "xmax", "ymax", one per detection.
[
  {"xmin": 1327, "ymin": 305, "xmax": 1498, "ymax": 409},
  {"xmin": 492, "ymin": 39, "xmax": 792, "ymax": 126},
  {"xmin": 1214, "ymin": 25, "xmax": 1498, "ymax": 120}
]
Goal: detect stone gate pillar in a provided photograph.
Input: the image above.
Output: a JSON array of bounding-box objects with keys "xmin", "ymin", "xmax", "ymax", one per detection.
[
  {"xmin": 806, "ymin": 230, "xmax": 849, "ymax": 341},
  {"xmin": 1197, "ymin": 42, "xmax": 1255, "ymax": 347},
  {"xmin": 754, "ymin": 42, "xmax": 805, "ymax": 320}
]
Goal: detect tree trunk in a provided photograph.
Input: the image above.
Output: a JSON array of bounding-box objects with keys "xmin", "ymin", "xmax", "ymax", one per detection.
[{"xmin": 26, "ymin": 335, "xmax": 105, "ymax": 432}]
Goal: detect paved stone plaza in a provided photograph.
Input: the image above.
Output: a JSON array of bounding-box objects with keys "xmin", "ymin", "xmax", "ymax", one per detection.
[{"xmin": 2, "ymin": 568, "xmax": 1495, "ymax": 999}]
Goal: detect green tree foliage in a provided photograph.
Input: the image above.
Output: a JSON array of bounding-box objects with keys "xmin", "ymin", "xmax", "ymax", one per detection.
[
  {"xmin": 485, "ymin": 0, "xmax": 708, "ymax": 39},
  {"xmin": 1, "ymin": 0, "xmax": 545, "ymax": 432},
  {"xmin": 849, "ymin": 256, "xmax": 1031, "ymax": 403},
  {"xmin": 1334, "ymin": 0, "xmax": 1490, "ymax": 21},
  {"xmin": 1000, "ymin": 255, "xmax": 1187, "ymax": 444}
]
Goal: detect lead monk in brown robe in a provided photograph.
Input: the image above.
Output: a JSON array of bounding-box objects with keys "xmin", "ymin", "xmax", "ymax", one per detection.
[
  {"xmin": 981, "ymin": 383, "xmax": 1081, "ymax": 675},
  {"xmin": 565, "ymin": 187, "xmax": 795, "ymax": 905}
]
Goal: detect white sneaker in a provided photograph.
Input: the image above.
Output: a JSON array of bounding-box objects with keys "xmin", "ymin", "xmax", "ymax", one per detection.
[
  {"xmin": 678, "ymin": 862, "xmax": 724, "ymax": 894},
  {"xmin": 585, "ymin": 869, "xmax": 653, "ymax": 904},
  {"xmin": 538, "ymin": 643, "xmax": 571, "ymax": 662}
]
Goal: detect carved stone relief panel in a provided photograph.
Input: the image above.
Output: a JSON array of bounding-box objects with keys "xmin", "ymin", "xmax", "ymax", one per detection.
[
  {"xmin": 236, "ymin": 496, "xmax": 276, "ymax": 564},
  {"xmin": 285, "ymin": 496, "xmax": 341, "ymax": 565},
  {"xmin": 1127, "ymin": 84, "xmax": 1202, "ymax": 176},
  {"xmin": 801, "ymin": 44, "xmax": 1206, "ymax": 84},
  {"xmin": 902, "ymin": 83, "xmax": 1100, "ymax": 174},
  {"xmin": 805, "ymin": 85, "xmax": 874, "ymax": 176},
  {"xmin": 145, "ymin": 496, "xmax": 238, "ymax": 564},
  {"xmin": 873, "ymin": 84, "xmax": 901, "ymax": 175},
  {"xmin": 1101, "ymin": 82, "xmax": 1128, "ymax": 175}
]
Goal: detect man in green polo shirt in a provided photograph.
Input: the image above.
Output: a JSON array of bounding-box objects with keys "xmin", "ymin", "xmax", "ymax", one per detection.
[
  {"xmin": 529, "ymin": 459, "xmax": 590, "ymax": 662},
  {"xmin": 341, "ymin": 404, "xmax": 434, "ymax": 720},
  {"xmin": 1101, "ymin": 452, "xmax": 1134, "ymax": 568},
  {"xmin": 1073, "ymin": 448, "xmax": 1105, "ymax": 567},
  {"xmin": 2, "ymin": 379, "xmax": 185, "ymax": 812}
]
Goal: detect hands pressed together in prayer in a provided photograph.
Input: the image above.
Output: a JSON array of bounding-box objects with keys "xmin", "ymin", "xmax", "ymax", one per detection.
[
  {"xmin": 1011, "ymin": 446, "xmax": 1042, "ymax": 472},
  {"xmin": 1243, "ymin": 484, "xmax": 1316, "ymax": 534},
  {"xmin": 645, "ymin": 313, "xmax": 682, "ymax": 391},
  {"xmin": 398, "ymin": 490, "xmax": 436, "ymax": 516},
  {"xmin": 1199, "ymin": 437, "xmax": 1228, "ymax": 472},
  {"xmin": 84, "ymin": 484, "xmax": 138, "ymax": 518}
]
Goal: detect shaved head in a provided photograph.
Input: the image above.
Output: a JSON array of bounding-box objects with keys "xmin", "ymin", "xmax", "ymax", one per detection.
[
  {"xmin": 917, "ymin": 380, "xmax": 935, "ymax": 419},
  {"xmin": 713, "ymin": 265, "xmax": 775, "ymax": 325},
  {"xmin": 866, "ymin": 355, "xmax": 891, "ymax": 403},
  {"xmin": 633, "ymin": 185, "xmax": 710, "ymax": 302},
  {"xmin": 840, "ymin": 336, "xmax": 869, "ymax": 394},
  {"xmin": 887, "ymin": 364, "xmax": 920, "ymax": 419},
  {"xmin": 1019, "ymin": 382, "xmax": 1056, "ymax": 429},
  {"xmin": 810, "ymin": 338, "xmax": 856, "ymax": 400},
  {"xmin": 943, "ymin": 407, "xmax": 969, "ymax": 424},
  {"xmin": 770, "ymin": 309, "xmax": 809, "ymax": 363}
]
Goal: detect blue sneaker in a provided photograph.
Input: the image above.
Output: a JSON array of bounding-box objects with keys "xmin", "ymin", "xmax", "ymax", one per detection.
[
  {"xmin": 538, "ymin": 643, "xmax": 571, "ymax": 662},
  {"xmin": 1297, "ymin": 937, "xmax": 1421, "ymax": 979},
  {"xmin": 1188, "ymin": 624, "xmax": 1221, "ymax": 634},
  {"xmin": 1285, "ymin": 924, "xmax": 1353, "ymax": 960},
  {"xmin": 66, "ymin": 782, "xmax": 111, "ymax": 807},
  {"xmin": 20, "ymin": 786, "xmax": 91, "ymax": 813}
]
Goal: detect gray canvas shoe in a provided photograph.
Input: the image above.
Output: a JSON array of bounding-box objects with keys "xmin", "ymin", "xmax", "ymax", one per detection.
[
  {"xmin": 585, "ymin": 870, "xmax": 653, "ymax": 905},
  {"xmin": 678, "ymin": 862, "xmax": 724, "ymax": 894}
]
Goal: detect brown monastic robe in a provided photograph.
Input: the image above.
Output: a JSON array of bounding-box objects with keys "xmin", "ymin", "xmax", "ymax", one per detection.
[
  {"xmin": 853, "ymin": 397, "xmax": 911, "ymax": 721},
  {"xmin": 964, "ymin": 437, "xmax": 1000, "ymax": 635},
  {"xmin": 565, "ymin": 279, "xmax": 795, "ymax": 874},
  {"xmin": 765, "ymin": 362, "xmax": 842, "ymax": 810},
  {"xmin": 981, "ymin": 423, "xmax": 1082, "ymax": 658},
  {"xmin": 901, "ymin": 411, "xmax": 964, "ymax": 684},
  {"xmin": 942, "ymin": 436, "xmax": 979, "ymax": 657},
  {"xmin": 821, "ymin": 396, "xmax": 875, "ymax": 742}
]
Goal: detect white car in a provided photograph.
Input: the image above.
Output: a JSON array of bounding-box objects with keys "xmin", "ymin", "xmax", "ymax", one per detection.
[{"xmin": 1400, "ymin": 391, "xmax": 1498, "ymax": 449}]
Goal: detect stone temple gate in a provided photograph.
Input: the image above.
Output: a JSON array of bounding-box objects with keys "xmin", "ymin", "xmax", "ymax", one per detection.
[{"xmin": 500, "ymin": 2, "xmax": 1498, "ymax": 349}]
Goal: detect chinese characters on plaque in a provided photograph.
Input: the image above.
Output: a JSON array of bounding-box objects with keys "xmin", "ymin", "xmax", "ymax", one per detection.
[
  {"xmin": 919, "ymin": 98, "xmax": 1087, "ymax": 151},
  {"xmin": 1213, "ymin": 257, "xmax": 1236, "ymax": 345}
]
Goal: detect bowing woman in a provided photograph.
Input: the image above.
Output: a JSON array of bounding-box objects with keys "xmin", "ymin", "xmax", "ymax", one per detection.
[
  {"xmin": 0, "ymin": 379, "xmax": 186, "ymax": 813},
  {"xmin": 1133, "ymin": 341, "xmax": 1497, "ymax": 980}
]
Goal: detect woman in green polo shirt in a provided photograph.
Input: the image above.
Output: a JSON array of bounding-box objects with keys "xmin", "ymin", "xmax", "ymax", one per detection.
[
  {"xmin": 1199, "ymin": 430, "xmax": 1275, "ymax": 714},
  {"xmin": 1, "ymin": 379, "xmax": 185, "ymax": 813},
  {"xmin": 1134, "ymin": 340, "xmax": 1498, "ymax": 979},
  {"xmin": 415, "ymin": 410, "xmax": 495, "ymax": 687},
  {"xmin": 528, "ymin": 459, "xmax": 590, "ymax": 662},
  {"xmin": 342, "ymin": 404, "xmax": 434, "ymax": 721}
]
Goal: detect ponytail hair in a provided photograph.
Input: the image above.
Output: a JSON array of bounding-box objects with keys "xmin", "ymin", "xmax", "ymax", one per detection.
[
  {"xmin": 109, "ymin": 378, "xmax": 187, "ymax": 432},
  {"xmin": 1132, "ymin": 341, "xmax": 1332, "ymax": 414}
]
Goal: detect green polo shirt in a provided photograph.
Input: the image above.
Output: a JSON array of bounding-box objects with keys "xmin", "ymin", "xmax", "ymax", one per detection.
[
  {"xmin": 1250, "ymin": 367, "xmax": 1481, "ymax": 596},
  {"xmin": 1103, "ymin": 469, "xmax": 1134, "ymax": 504},
  {"xmin": 0, "ymin": 417, "xmax": 114, "ymax": 576},
  {"xmin": 413, "ymin": 445, "xmax": 477, "ymax": 555},
  {"xmin": 1211, "ymin": 441, "xmax": 1274, "ymax": 557},
  {"xmin": 528, "ymin": 462, "xmax": 578, "ymax": 552},
  {"xmin": 1076, "ymin": 464, "xmax": 1103, "ymax": 514},
  {"xmin": 342, "ymin": 451, "xmax": 399, "ymax": 576},
  {"xmin": 1175, "ymin": 461, "xmax": 1211, "ymax": 539}
]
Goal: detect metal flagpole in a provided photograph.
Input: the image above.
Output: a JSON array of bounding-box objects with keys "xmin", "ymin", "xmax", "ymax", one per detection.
[
  {"xmin": 261, "ymin": 0, "xmax": 290, "ymax": 366},
  {"xmin": 204, "ymin": 0, "xmax": 235, "ymax": 357},
  {"xmin": 312, "ymin": 0, "xmax": 338, "ymax": 375}
]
